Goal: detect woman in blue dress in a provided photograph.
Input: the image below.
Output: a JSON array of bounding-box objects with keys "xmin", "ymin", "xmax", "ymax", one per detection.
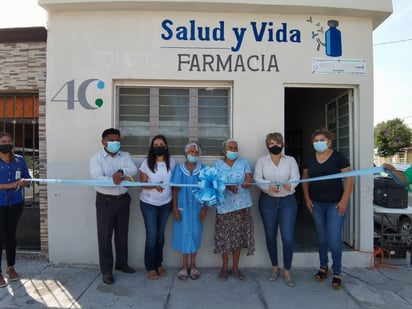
[{"xmin": 171, "ymin": 142, "xmax": 207, "ymax": 280}]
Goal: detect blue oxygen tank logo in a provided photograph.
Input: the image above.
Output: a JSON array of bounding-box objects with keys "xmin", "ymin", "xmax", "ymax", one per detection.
[{"xmin": 325, "ymin": 20, "xmax": 342, "ymax": 57}]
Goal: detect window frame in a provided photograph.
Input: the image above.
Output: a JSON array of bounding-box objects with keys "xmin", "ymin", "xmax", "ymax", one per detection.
[{"xmin": 114, "ymin": 80, "xmax": 233, "ymax": 157}]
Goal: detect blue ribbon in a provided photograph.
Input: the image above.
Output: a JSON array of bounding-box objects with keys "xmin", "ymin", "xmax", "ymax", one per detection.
[
  {"xmin": 277, "ymin": 166, "xmax": 384, "ymax": 186},
  {"xmin": 192, "ymin": 166, "xmax": 226, "ymax": 206},
  {"xmin": 27, "ymin": 165, "xmax": 406, "ymax": 206},
  {"xmin": 27, "ymin": 178, "xmax": 198, "ymax": 187}
]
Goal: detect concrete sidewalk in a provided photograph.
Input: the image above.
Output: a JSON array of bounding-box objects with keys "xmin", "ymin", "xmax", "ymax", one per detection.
[{"xmin": 0, "ymin": 256, "xmax": 411, "ymax": 309}]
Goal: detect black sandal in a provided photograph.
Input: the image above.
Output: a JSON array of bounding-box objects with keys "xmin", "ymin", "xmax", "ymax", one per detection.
[
  {"xmin": 332, "ymin": 275, "xmax": 342, "ymax": 290},
  {"xmin": 315, "ymin": 266, "xmax": 328, "ymax": 281}
]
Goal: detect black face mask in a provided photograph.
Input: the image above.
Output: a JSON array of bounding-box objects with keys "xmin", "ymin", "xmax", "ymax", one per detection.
[
  {"xmin": 0, "ymin": 144, "xmax": 13, "ymax": 154},
  {"xmin": 269, "ymin": 145, "xmax": 283, "ymax": 155},
  {"xmin": 153, "ymin": 146, "xmax": 167, "ymax": 156}
]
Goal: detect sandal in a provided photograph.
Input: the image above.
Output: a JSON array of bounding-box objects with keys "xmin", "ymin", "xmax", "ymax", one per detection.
[
  {"xmin": 6, "ymin": 267, "xmax": 19, "ymax": 281},
  {"xmin": 0, "ymin": 274, "xmax": 7, "ymax": 288},
  {"xmin": 177, "ymin": 269, "xmax": 189, "ymax": 281},
  {"xmin": 283, "ymin": 274, "xmax": 295, "ymax": 287},
  {"xmin": 218, "ymin": 269, "xmax": 229, "ymax": 282},
  {"xmin": 190, "ymin": 268, "xmax": 200, "ymax": 280},
  {"xmin": 315, "ymin": 266, "xmax": 328, "ymax": 281},
  {"xmin": 148, "ymin": 270, "xmax": 160, "ymax": 280},
  {"xmin": 332, "ymin": 275, "xmax": 342, "ymax": 290},
  {"xmin": 157, "ymin": 267, "xmax": 167, "ymax": 277},
  {"xmin": 231, "ymin": 269, "xmax": 245, "ymax": 282},
  {"xmin": 269, "ymin": 270, "xmax": 279, "ymax": 281}
]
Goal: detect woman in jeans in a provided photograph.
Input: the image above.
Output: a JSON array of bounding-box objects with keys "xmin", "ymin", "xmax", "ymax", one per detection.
[
  {"xmin": 302, "ymin": 129, "xmax": 354, "ymax": 290},
  {"xmin": 140, "ymin": 135, "xmax": 176, "ymax": 280},
  {"xmin": 254, "ymin": 132, "xmax": 300, "ymax": 287},
  {"xmin": 0, "ymin": 132, "xmax": 31, "ymax": 288}
]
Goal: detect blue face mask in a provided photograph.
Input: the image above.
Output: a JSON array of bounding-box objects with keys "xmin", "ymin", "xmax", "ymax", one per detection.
[
  {"xmin": 187, "ymin": 154, "xmax": 198, "ymax": 163},
  {"xmin": 313, "ymin": 141, "xmax": 328, "ymax": 153},
  {"xmin": 106, "ymin": 141, "xmax": 121, "ymax": 153},
  {"xmin": 225, "ymin": 151, "xmax": 238, "ymax": 161}
]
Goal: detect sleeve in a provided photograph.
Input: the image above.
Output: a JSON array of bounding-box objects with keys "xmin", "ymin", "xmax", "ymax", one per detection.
[
  {"xmin": 303, "ymin": 156, "xmax": 309, "ymax": 170},
  {"xmin": 139, "ymin": 159, "xmax": 149, "ymax": 174},
  {"xmin": 244, "ymin": 158, "xmax": 252, "ymax": 174},
  {"xmin": 289, "ymin": 156, "xmax": 301, "ymax": 190},
  {"xmin": 19, "ymin": 157, "xmax": 32, "ymax": 180},
  {"xmin": 253, "ymin": 157, "xmax": 270, "ymax": 192},
  {"xmin": 337, "ymin": 152, "xmax": 351, "ymax": 170},
  {"xmin": 122, "ymin": 152, "xmax": 138, "ymax": 177},
  {"xmin": 171, "ymin": 164, "xmax": 181, "ymax": 184},
  {"xmin": 403, "ymin": 165, "xmax": 412, "ymax": 185},
  {"xmin": 90, "ymin": 153, "xmax": 109, "ymax": 180}
]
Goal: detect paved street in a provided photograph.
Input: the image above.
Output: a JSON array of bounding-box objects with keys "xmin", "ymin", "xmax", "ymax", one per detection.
[{"xmin": 0, "ymin": 256, "xmax": 411, "ymax": 308}]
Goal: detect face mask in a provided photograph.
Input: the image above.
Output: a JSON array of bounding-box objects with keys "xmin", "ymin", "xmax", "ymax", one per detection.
[
  {"xmin": 0, "ymin": 144, "xmax": 13, "ymax": 154},
  {"xmin": 269, "ymin": 145, "xmax": 283, "ymax": 155},
  {"xmin": 225, "ymin": 151, "xmax": 238, "ymax": 161},
  {"xmin": 187, "ymin": 154, "xmax": 198, "ymax": 163},
  {"xmin": 106, "ymin": 141, "xmax": 120, "ymax": 153},
  {"xmin": 153, "ymin": 146, "xmax": 167, "ymax": 156},
  {"xmin": 313, "ymin": 141, "xmax": 328, "ymax": 153}
]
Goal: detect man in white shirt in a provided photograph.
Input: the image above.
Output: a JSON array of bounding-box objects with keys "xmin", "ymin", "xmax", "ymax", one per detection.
[{"xmin": 90, "ymin": 128, "xmax": 138, "ymax": 284}]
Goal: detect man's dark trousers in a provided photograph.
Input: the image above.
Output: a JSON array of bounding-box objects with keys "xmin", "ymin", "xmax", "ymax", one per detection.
[{"xmin": 96, "ymin": 192, "xmax": 131, "ymax": 276}]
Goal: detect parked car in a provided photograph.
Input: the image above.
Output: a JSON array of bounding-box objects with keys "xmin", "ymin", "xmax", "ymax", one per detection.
[{"xmin": 373, "ymin": 193, "xmax": 412, "ymax": 230}]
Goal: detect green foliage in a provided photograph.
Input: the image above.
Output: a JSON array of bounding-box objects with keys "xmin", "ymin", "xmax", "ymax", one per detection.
[
  {"xmin": 374, "ymin": 118, "xmax": 412, "ymax": 157},
  {"xmin": 23, "ymin": 154, "xmax": 40, "ymax": 178}
]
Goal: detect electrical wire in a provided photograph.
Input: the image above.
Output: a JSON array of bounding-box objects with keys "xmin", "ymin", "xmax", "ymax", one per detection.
[
  {"xmin": 343, "ymin": 241, "xmax": 399, "ymax": 269},
  {"xmin": 373, "ymin": 38, "xmax": 412, "ymax": 46}
]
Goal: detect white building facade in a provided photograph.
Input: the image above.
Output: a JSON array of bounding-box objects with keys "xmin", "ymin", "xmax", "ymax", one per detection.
[{"xmin": 39, "ymin": 0, "xmax": 392, "ymax": 268}]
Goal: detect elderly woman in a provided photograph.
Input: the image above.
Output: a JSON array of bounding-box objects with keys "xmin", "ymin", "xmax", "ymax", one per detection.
[
  {"xmin": 214, "ymin": 139, "xmax": 255, "ymax": 282},
  {"xmin": 254, "ymin": 132, "xmax": 300, "ymax": 287},
  {"xmin": 302, "ymin": 129, "xmax": 354, "ymax": 290},
  {"xmin": 171, "ymin": 142, "xmax": 207, "ymax": 280}
]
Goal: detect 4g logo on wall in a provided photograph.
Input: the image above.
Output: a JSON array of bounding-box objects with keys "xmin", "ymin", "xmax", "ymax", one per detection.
[{"xmin": 51, "ymin": 79, "xmax": 105, "ymax": 110}]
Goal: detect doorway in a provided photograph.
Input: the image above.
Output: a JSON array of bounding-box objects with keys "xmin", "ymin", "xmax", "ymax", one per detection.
[{"xmin": 284, "ymin": 87, "xmax": 354, "ymax": 252}]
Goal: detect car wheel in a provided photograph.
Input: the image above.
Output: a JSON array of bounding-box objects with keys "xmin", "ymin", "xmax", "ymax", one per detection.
[
  {"xmin": 399, "ymin": 217, "xmax": 411, "ymax": 232},
  {"xmin": 398, "ymin": 216, "xmax": 412, "ymax": 246}
]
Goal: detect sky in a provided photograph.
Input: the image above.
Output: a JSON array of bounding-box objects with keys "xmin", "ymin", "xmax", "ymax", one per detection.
[
  {"xmin": 1, "ymin": 0, "xmax": 411, "ymax": 126},
  {"xmin": 373, "ymin": 0, "xmax": 412, "ymax": 126}
]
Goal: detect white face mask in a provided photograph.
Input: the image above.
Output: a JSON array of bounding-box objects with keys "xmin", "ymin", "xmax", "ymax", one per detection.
[
  {"xmin": 313, "ymin": 141, "xmax": 328, "ymax": 153},
  {"xmin": 106, "ymin": 141, "xmax": 120, "ymax": 153}
]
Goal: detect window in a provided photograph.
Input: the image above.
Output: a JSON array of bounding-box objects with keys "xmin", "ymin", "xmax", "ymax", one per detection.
[{"xmin": 117, "ymin": 86, "xmax": 231, "ymax": 156}]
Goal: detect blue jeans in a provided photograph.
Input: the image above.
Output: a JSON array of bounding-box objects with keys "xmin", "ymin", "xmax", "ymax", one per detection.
[
  {"xmin": 140, "ymin": 201, "xmax": 171, "ymax": 271},
  {"xmin": 311, "ymin": 202, "xmax": 346, "ymax": 275},
  {"xmin": 258, "ymin": 193, "xmax": 297, "ymax": 270}
]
